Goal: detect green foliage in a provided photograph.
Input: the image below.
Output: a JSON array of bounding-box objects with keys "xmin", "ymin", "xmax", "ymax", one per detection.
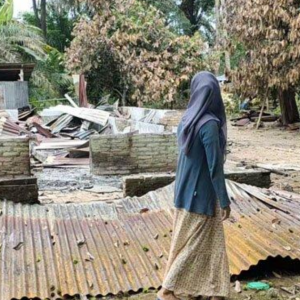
[
  {"xmin": 0, "ymin": 0, "xmax": 13, "ymax": 24},
  {"xmin": 0, "ymin": 20, "xmax": 46, "ymax": 63},
  {"xmin": 180, "ymin": 0, "xmax": 215, "ymax": 36},
  {"xmin": 23, "ymin": 3, "xmax": 77, "ymax": 52},
  {"xmin": 141, "ymin": 0, "xmax": 215, "ymax": 43},
  {"xmin": 141, "ymin": 0, "xmax": 190, "ymax": 34},
  {"xmin": 29, "ymin": 47, "xmax": 73, "ymax": 103},
  {"xmin": 85, "ymin": 47, "xmax": 123, "ymax": 104},
  {"xmin": 142, "ymin": 0, "xmax": 215, "ymax": 43},
  {"xmin": 217, "ymin": 43, "xmax": 246, "ymax": 76},
  {"xmin": 19, "ymin": 4, "xmax": 75, "ymax": 104},
  {"xmin": 46, "ymin": 5, "xmax": 74, "ymax": 51},
  {"xmin": 0, "ymin": 0, "xmax": 45, "ymax": 64},
  {"xmin": 0, "ymin": 0, "xmax": 74, "ymax": 108}
]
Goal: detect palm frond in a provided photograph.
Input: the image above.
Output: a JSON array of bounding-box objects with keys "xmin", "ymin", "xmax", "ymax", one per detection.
[
  {"xmin": 0, "ymin": 15, "xmax": 73, "ymax": 101},
  {"xmin": 0, "ymin": 21, "xmax": 46, "ymax": 62},
  {"xmin": 0, "ymin": 0, "xmax": 13, "ymax": 24}
]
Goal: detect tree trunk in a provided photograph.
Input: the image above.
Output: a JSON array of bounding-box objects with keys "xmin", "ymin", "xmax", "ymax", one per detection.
[
  {"xmin": 224, "ymin": 51, "xmax": 231, "ymax": 72},
  {"xmin": 32, "ymin": 0, "xmax": 41, "ymax": 28},
  {"xmin": 40, "ymin": 0, "xmax": 47, "ymax": 38},
  {"xmin": 214, "ymin": 0, "xmax": 221, "ymax": 74},
  {"xmin": 278, "ymin": 88, "xmax": 300, "ymax": 125},
  {"xmin": 121, "ymin": 87, "xmax": 127, "ymax": 107},
  {"xmin": 220, "ymin": 0, "xmax": 231, "ymax": 72},
  {"xmin": 32, "ymin": 0, "xmax": 47, "ymax": 38}
]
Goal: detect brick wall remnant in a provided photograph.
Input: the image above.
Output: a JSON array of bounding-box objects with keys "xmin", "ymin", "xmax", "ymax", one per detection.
[
  {"xmin": 123, "ymin": 173, "xmax": 176, "ymax": 197},
  {"xmin": 0, "ymin": 137, "xmax": 30, "ymax": 177},
  {"xmin": 90, "ymin": 133, "xmax": 178, "ymax": 175},
  {"xmin": 123, "ymin": 169, "xmax": 271, "ymax": 198},
  {"xmin": 159, "ymin": 110, "xmax": 185, "ymax": 129},
  {"xmin": 0, "ymin": 177, "xmax": 38, "ymax": 204},
  {"xmin": 119, "ymin": 107, "xmax": 184, "ymax": 129}
]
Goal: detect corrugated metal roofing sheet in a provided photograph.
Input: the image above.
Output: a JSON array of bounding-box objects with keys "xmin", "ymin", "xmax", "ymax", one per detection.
[
  {"xmin": 49, "ymin": 105, "xmax": 110, "ymax": 126},
  {"xmin": 0, "ymin": 201, "xmax": 172, "ymax": 300},
  {"xmin": 1, "ymin": 180, "xmax": 300, "ymax": 300}
]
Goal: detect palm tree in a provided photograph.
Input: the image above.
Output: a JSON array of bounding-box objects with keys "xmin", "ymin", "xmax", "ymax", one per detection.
[
  {"xmin": 0, "ymin": 0, "xmax": 72, "ymax": 101},
  {"xmin": 0, "ymin": 22, "xmax": 46, "ymax": 62},
  {"xmin": 0, "ymin": 0, "xmax": 46, "ymax": 63}
]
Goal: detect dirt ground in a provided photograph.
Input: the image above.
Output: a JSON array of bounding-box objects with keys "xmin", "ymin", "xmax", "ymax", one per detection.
[
  {"xmin": 227, "ymin": 123, "xmax": 300, "ymax": 192},
  {"xmin": 35, "ymin": 123, "xmax": 300, "ymax": 198},
  {"xmin": 228, "ymin": 123, "xmax": 300, "ymax": 166}
]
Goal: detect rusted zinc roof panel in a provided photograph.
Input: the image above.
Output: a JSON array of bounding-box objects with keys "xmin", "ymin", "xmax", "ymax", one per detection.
[
  {"xmin": 0, "ymin": 201, "xmax": 172, "ymax": 300},
  {"xmin": 225, "ymin": 181, "xmax": 300, "ymax": 275},
  {"xmin": 1, "ymin": 180, "xmax": 300, "ymax": 300}
]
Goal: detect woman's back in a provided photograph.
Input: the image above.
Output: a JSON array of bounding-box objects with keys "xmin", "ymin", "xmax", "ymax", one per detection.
[{"xmin": 175, "ymin": 119, "xmax": 230, "ymax": 216}]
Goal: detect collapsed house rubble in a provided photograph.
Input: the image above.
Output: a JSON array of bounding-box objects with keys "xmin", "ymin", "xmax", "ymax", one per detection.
[
  {"xmin": 0, "ymin": 97, "xmax": 273, "ymax": 205},
  {"xmin": 1, "ymin": 180, "xmax": 300, "ymax": 300},
  {"xmin": 0, "ymin": 95, "xmax": 185, "ymax": 169},
  {"xmin": 1, "ymin": 92, "xmax": 300, "ymax": 300}
]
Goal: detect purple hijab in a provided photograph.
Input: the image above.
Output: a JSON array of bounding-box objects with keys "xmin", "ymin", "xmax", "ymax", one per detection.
[{"xmin": 179, "ymin": 71, "xmax": 227, "ymax": 156}]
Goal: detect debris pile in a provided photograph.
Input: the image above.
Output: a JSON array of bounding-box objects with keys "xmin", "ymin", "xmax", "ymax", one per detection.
[
  {"xmin": 0, "ymin": 95, "xmax": 181, "ymax": 169},
  {"xmin": 231, "ymin": 110, "xmax": 280, "ymax": 127}
]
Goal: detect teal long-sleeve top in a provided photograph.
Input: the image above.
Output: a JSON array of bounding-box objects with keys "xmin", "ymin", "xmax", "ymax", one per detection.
[{"xmin": 174, "ymin": 120, "xmax": 230, "ymax": 216}]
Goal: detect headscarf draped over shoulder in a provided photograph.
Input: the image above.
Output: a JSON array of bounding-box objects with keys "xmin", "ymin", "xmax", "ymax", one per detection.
[{"xmin": 179, "ymin": 71, "xmax": 227, "ymax": 156}]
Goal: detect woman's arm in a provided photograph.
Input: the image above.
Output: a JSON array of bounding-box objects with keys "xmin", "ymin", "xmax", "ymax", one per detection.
[{"xmin": 200, "ymin": 120, "xmax": 231, "ymax": 210}]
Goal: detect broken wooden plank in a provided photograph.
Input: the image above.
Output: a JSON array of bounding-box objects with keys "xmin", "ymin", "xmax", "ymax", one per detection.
[
  {"xmin": 256, "ymin": 163, "xmax": 300, "ymax": 172},
  {"xmin": 251, "ymin": 115, "xmax": 279, "ymax": 122},
  {"xmin": 64, "ymin": 93, "xmax": 79, "ymax": 108},
  {"xmin": 43, "ymin": 157, "xmax": 89, "ymax": 167},
  {"xmin": 33, "ymin": 122, "xmax": 55, "ymax": 138},
  {"xmin": 34, "ymin": 139, "xmax": 87, "ymax": 150},
  {"xmin": 68, "ymin": 147, "xmax": 89, "ymax": 158}
]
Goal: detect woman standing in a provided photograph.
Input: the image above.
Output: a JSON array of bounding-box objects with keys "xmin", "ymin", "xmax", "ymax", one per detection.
[{"xmin": 158, "ymin": 72, "xmax": 231, "ymax": 300}]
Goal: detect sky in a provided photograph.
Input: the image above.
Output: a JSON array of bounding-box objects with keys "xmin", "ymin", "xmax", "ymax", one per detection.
[{"xmin": 13, "ymin": 0, "xmax": 33, "ymax": 18}]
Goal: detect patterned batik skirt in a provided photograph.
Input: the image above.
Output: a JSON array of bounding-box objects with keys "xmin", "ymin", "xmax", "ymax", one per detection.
[{"xmin": 162, "ymin": 205, "xmax": 231, "ymax": 298}]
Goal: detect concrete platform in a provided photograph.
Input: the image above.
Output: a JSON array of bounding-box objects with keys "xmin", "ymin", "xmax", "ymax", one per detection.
[
  {"xmin": 123, "ymin": 164, "xmax": 271, "ymax": 197},
  {"xmin": 0, "ymin": 176, "xmax": 39, "ymax": 203}
]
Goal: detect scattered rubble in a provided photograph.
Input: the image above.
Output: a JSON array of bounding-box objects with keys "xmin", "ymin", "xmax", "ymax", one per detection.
[
  {"xmin": 0, "ymin": 95, "xmax": 183, "ymax": 170},
  {"xmin": 231, "ymin": 110, "xmax": 280, "ymax": 128}
]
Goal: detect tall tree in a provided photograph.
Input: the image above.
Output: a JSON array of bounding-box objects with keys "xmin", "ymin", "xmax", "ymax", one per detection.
[
  {"xmin": 142, "ymin": 0, "xmax": 215, "ymax": 43},
  {"xmin": 225, "ymin": 0, "xmax": 300, "ymax": 125},
  {"xmin": 179, "ymin": 0, "xmax": 214, "ymax": 37},
  {"xmin": 27, "ymin": 0, "xmax": 88, "ymax": 49},
  {"xmin": 67, "ymin": 0, "xmax": 209, "ymax": 106},
  {"xmin": 32, "ymin": 0, "xmax": 47, "ymax": 38},
  {"xmin": 24, "ymin": 2, "xmax": 76, "ymax": 52},
  {"xmin": 215, "ymin": 0, "xmax": 230, "ymax": 73}
]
